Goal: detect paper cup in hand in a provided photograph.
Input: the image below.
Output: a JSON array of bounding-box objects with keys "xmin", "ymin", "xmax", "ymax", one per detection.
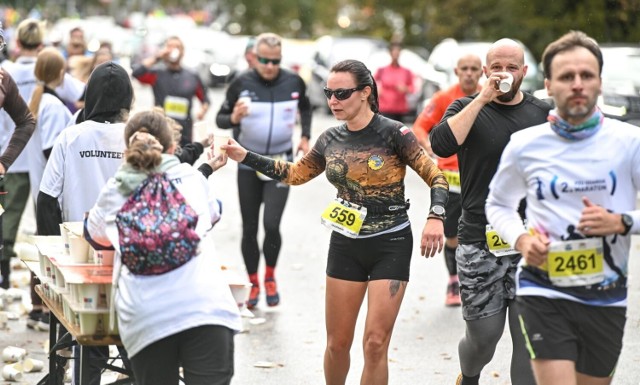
[
  {"xmin": 2, "ymin": 346, "xmax": 26, "ymax": 363},
  {"xmin": 193, "ymin": 121, "xmax": 213, "ymax": 143},
  {"xmin": 2, "ymin": 364, "xmax": 22, "ymax": 381},
  {"xmin": 238, "ymin": 96, "xmax": 252, "ymax": 114},
  {"xmin": 68, "ymin": 235, "xmax": 89, "ymax": 263},
  {"xmin": 22, "ymin": 358, "xmax": 44, "ymax": 373},
  {"xmin": 498, "ymin": 73, "xmax": 514, "ymax": 93},
  {"xmin": 214, "ymin": 134, "xmax": 231, "ymax": 156}
]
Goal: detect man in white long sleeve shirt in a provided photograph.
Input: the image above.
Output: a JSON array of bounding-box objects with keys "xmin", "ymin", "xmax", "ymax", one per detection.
[{"xmin": 486, "ymin": 31, "xmax": 639, "ymax": 385}]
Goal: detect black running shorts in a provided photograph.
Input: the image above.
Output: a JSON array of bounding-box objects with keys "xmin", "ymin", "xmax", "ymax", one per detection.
[
  {"xmin": 326, "ymin": 225, "xmax": 413, "ymax": 282},
  {"xmin": 517, "ymin": 295, "xmax": 626, "ymax": 377}
]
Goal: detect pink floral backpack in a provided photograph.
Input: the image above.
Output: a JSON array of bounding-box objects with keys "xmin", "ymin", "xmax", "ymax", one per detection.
[{"xmin": 116, "ymin": 173, "xmax": 200, "ymax": 275}]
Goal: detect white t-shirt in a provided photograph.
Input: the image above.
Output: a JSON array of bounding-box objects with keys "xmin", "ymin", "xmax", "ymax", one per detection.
[
  {"xmin": 26, "ymin": 93, "xmax": 72, "ymax": 201},
  {"xmin": 0, "ymin": 57, "xmax": 38, "ymax": 173},
  {"xmin": 486, "ymin": 118, "xmax": 640, "ymax": 306},
  {"xmin": 39, "ymin": 120, "xmax": 126, "ymax": 221},
  {"xmin": 87, "ymin": 158, "xmax": 241, "ymax": 357}
]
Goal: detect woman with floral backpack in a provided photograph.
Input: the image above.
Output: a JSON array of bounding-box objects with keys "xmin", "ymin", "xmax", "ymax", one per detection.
[{"xmin": 86, "ymin": 110, "xmax": 241, "ymax": 385}]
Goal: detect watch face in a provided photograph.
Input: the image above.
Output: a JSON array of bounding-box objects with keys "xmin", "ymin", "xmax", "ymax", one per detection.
[
  {"xmin": 431, "ymin": 205, "xmax": 445, "ymax": 215},
  {"xmin": 623, "ymin": 214, "xmax": 633, "ymax": 228}
]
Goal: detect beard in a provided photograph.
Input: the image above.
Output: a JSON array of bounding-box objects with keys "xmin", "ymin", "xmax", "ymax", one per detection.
[
  {"xmin": 497, "ymin": 75, "xmax": 524, "ymax": 103},
  {"xmin": 563, "ymin": 101, "xmax": 597, "ymax": 122}
]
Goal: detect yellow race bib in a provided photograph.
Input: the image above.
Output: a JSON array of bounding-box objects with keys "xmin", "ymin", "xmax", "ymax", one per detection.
[
  {"xmin": 547, "ymin": 238, "xmax": 605, "ymax": 287},
  {"xmin": 320, "ymin": 199, "xmax": 367, "ymax": 238},
  {"xmin": 443, "ymin": 170, "xmax": 460, "ymax": 194},
  {"xmin": 485, "ymin": 224, "xmax": 518, "ymax": 256},
  {"xmin": 164, "ymin": 96, "xmax": 189, "ymax": 120}
]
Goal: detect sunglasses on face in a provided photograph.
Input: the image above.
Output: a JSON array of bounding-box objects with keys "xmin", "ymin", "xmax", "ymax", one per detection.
[
  {"xmin": 257, "ymin": 56, "xmax": 281, "ymax": 65},
  {"xmin": 323, "ymin": 85, "xmax": 366, "ymax": 101}
]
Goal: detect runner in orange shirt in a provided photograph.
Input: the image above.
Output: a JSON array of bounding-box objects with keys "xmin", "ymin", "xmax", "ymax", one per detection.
[{"xmin": 413, "ymin": 53, "xmax": 482, "ymax": 306}]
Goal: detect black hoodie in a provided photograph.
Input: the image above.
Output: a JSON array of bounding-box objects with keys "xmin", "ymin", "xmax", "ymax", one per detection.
[{"xmin": 37, "ymin": 61, "xmax": 133, "ymax": 236}]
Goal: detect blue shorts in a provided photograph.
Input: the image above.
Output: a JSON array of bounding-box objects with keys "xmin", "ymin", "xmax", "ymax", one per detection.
[{"xmin": 326, "ymin": 226, "xmax": 413, "ymax": 282}]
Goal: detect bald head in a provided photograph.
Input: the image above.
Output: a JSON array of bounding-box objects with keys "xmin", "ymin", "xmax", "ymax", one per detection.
[
  {"xmin": 454, "ymin": 54, "xmax": 482, "ymax": 95},
  {"xmin": 485, "ymin": 38, "xmax": 528, "ymax": 103},
  {"xmin": 487, "ymin": 39, "xmax": 525, "ymax": 66}
]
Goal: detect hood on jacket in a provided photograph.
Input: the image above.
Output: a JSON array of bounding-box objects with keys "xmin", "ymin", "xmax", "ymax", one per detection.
[
  {"xmin": 84, "ymin": 61, "xmax": 133, "ymax": 123},
  {"xmin": 115, "ymin": 154, "xmax": 180, "ymax": 195}
]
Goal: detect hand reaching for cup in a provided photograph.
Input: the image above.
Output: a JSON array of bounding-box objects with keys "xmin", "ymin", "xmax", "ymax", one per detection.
[{"xmin": 221, "ymin": 138, "xmax": 248, "ymax": 163}]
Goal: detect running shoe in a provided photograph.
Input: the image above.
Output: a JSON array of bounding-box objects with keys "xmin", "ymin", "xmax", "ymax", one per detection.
[
  {"xmin": 246, "ymin": 283, "xmax": 260, "ymax": 310},
  {"xmin": 264, "ymin": 278, "xmax": 280, "ymax": 307},
  {"xmin": 445, "ymin": 280, "xmax": 462, "ymax": 307}
]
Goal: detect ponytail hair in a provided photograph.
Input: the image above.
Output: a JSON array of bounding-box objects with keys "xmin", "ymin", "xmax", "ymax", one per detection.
[
  {"xmin": 330, "ymin": 59, "xmax": 379, "ymax": 113},
  {"xmin": 124, "ymin": 110, "xmax": 175, "ymax": 171},
  {"xmin": 28, "ymin": 47, "xmax": 65, "ymax": 120}
]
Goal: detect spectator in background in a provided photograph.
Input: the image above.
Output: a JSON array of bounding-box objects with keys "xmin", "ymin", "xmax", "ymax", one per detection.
[
  {"xmin": 0, "ymin": 67, "xmax": 36, "ymax": 289},
  {"xmin": 412, "ymin": 53, "xmax": 483, "ymax": 307},
  {"xmin": 22, "ymin": 47, "xmax": 72, "ymax": 328},
  {"xmin": 132, "ymin": 36, "xmax": 210, "ymax": 147},
  {"xmin": 0, "ymin": 18, "xmax": 84, "ymax": 296},
  {"xmin": 374, "ymin": 42, "xmax": 414, "ymax": 122}
]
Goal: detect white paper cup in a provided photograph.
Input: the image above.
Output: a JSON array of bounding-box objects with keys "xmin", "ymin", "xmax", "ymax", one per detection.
[
  {"xmin": 238, "ymin": 96, "xmax": 252, "ymax": 114},
  {"xmin": 2, "ymin": 364, "xmax": 22, "ymax": 381},
  {"xmin": 94, "ymin": 250, "xmax": 114, "ymax": 266},
  {"xmin": 59, "ymin": 224, "xmax": 70, "ymax": 255},
  {"xmin": 229, "ymin": 283, "xmax": 253, "ymax": 308},
  {"xmin": 214, "ymin": 133, "xmax": 231, "ymax": 156},
  {"xmin": 78, "ymin": 284, "xmax": 100, "ymax": 310},
  {"xmin": 498, "ymin": 72, "xmax": 514, "ymax": 93},
  {"xmin": 2, "ymin": 346, "xmax": 26, "ymax": 363},
  {"xmin": 68, "ymin": 235, "xmax": 89, "ymax": 263},
  {"xmin": 22, "ymin": 357, "xmax": 44, "ymax": 373},
  {"xmin": 193, "ymin": 121, "xmax": 213, "ymax": 143}
]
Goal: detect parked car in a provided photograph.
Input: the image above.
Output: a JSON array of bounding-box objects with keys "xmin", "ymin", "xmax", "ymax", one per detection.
[
  {"xmin": 533, "ymin": 44, "xmax": 640, "ymax": 126},
  {"xmin": 307, "ymin": 35, "xmax": 389, "ymax": 111},
  {"xmin": 426, "ymin": 38, "xmax": 543, "ymax": 94}
]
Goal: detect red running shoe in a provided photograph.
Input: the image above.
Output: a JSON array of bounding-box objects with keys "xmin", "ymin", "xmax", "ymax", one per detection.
[
  {"xmin": 264, "ymin": 278, "xmax": 280, "ymax": 307},
  {"xmin": 246, "ymin": 283, "xmax": 260, "ymax": 309},
  {"xmin": 445, "ymin": 280, "xmax": 462, "ymax": 307}
]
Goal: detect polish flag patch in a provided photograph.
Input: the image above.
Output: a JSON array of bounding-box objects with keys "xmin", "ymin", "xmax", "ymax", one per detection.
[
  {"xmin": 291, "ymin": 92, "xmax": 300, "ymax": 99},
  {"xmin": 399, "ymin": 126, "xmax": 411, "ymax": 135}
]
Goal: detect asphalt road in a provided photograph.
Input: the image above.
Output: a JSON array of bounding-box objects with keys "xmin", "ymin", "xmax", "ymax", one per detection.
[{"xmin": 2, "ymin": 85, "xmax": 639, "ymax": 385}]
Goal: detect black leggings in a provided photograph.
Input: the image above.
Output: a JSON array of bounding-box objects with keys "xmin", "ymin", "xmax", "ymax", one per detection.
[{"xmin": 237, "ymin": 168, "xmax": 289, "ymax": 275}]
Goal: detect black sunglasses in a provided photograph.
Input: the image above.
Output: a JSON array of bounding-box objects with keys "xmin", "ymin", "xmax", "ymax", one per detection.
[
  {"xmin": 323, "ymin": 85, "xmax": 366, "ymax": 101},
  {"xmin": 257, "ymin": 56, "xmax": 281, "ymax": 65}
]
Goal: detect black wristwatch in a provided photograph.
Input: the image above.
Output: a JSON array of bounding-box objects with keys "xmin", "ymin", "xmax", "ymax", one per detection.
[
  {"xmin": 621, "ymin": 213, "xmax": 633, "ymax": 236},
  {"xmin": 429, "ymin": 205, "xmax": 446, "ymax": 218}
]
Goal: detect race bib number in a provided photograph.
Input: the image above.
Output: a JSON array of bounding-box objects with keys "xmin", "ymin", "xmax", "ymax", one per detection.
[
  {"xmin": 256, "ymin": 153, "xmax": 287, "ymax": 181},
  {"xmin": 485, "ymin": 224, "xmax": 518, "ymax": 256},
  {"xmin": 164, "ymin": 96, "xmax": 189, "ymax": 120},
  {"xmin": 547, "ymin": 238, "xmax": 605, "ymax": 287},
  {"xmin": 320, "ymin": 199, "xmax": 367, "ymax": 238},
  {"xmin": 443, "ymin": 170, "xmax": 460, "ymax": 194}
]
